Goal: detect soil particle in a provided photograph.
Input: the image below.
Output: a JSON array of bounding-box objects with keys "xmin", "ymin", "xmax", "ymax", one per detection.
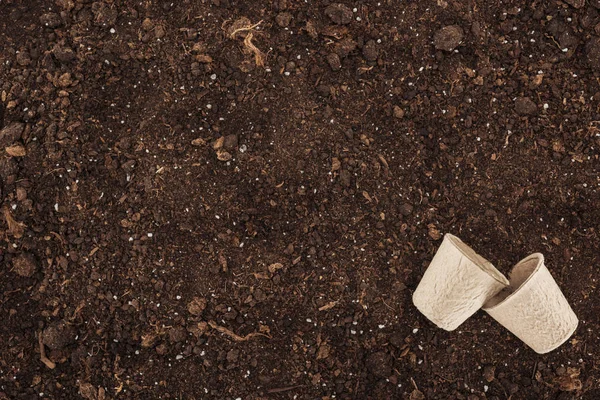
[
  {"xmin": 12, "ymin": 253, "xmax": 38, "ymax": 277},
  {"xmin": 0, "ymin": 122, "xmax": 24, "ymax": 148},
  {"xmin": 334, "ymin": 38, "xmax": 357, "ymax": 58},
  {"xmin": 325, "ymin": 4, "xmax": 353, "ymax": 25},
  {"xmin": 1, "ymin": 1, "xmax": 598, "ymax": 398},
  {"xmin": 275, "ymin": 12, "xmax": 292, "ymax": 27},
  {"xmin": 586, "ymin": 37, "xmax": 600, "ymax": 67},
  {"xmin": 366, "ymin": 351, "xmax": 392, "ymax": 378},
  {"xmin": 226, "ymin": 348, "xmax": 240, "ymax": 363},
  {"xmin": 16, "ymin": 51, "xmax": 31, "ymax": 67},
  {"xmin": 399, "ymin": 202, "xmax": 414, "ymax": 216},
  {"xmin": 52, "ymin": 45, "xmax": 76, "ymax": 63},
  {"xmin": 142, "ymin": 18, "xmax": 154, "ymax": 31},
  {"xmin": 222, "ymin": 134, "xmax": 238, "ymax": 151},
  {"xmin": 40, "ymin": 13, "xmax": 62, "ymax": 28},
  {"xmin": 362, "ymin": 39, "xmax": 379, "ymax": 61},
  {"xmin": 565, "ymin": 0, "xmax": 585, "ymax": 8},
  {"xmin": 0, "ymin": 158, "xmax": 17, "ymax": 183},
  {"xmin": 91, "ymin": 2, "xmax": 118, "ymax": 27},
  {"xmin": 187, "ymin": 297, "xmax": 207, "ymax": 316},
  {"xmin": 326, "ymin": 52, "xmax": 342, "ymax": 71},
  {"xmin": 168, "ymin": 326, "xmax": 188, "ymax": 343},
  {"xmin": 43, "ymin": 321, "xmax": 76, "ymax": 350},
  {"xmin": 483, "ymin": 365, "xmax": 496, "ymax": 382},
  {"xmin": 433, "ymin": 25, "xmax": 464, "ymax": 51},
  {"xmin": 515, "ymin": 97, "xmax": 538, "ymax": 115},
  {"xmin": 393, "ymin": 106, "xmax": 405, "ymax": 119}
]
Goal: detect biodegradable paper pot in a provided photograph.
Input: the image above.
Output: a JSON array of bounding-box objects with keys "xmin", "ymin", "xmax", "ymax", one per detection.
[
  {"xmin": 483, "ymin": 253, "xmax": 578, "ymax": 354},
  {"xmin": 413, "ymin": 234, "xmax": 509, "ymax": 331}
]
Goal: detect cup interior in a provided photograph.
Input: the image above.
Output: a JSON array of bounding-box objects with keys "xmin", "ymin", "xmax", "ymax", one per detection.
[
  {"xmin": 484, "ymin": 253, "xmax": 544, "ymax": 308},
  {"xmin": 446, "ymin": 234, "xmax": 509, "ymax": 285}
]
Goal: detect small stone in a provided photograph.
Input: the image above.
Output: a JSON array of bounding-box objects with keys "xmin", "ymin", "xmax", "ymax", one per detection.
[
  {"xmin": 0, "ymin": 123, "xmax": 24, "ymax": 148},
  {"xmin": 40, "ymin": 13, "xmax": 62, "ymax": 28},
  {"xmin": 399, "ymin": 202, "xmax": 413, "ymax": 216},
  {"xmin": 13, "ymin": 253, "xmax": 38, "ymax": 277},
  {"xmin": 564, "ymin": 0, "xmax": 585, "ymax": 8},
  {"xmin": 515, "ymin": 97, "xmax": 537, "ymax": 115},
  {"xmin": 393, "ymin": 106, "xmax": 405, "ymax": 119},
  {"xmin": 275, "ymin": 12, "xmax": 292, "ymax": 27},
  {"xmin": 326, "ymin": 53, "xmax": 342, "ymax": 71},
  {"xmin": 325, "ymin": 3, "xmax": 353, "ymax": 25},
  {"xmin": 43, "ymin": 320, "xmax": 76, "ymax": 350},
  {"xmin": 366, "ymin": 351, "xmax": 392, "ymax": 378},
  {"xmin": 434, "ymin": 25, "xmax": 465, "ymax": 51},
  {"xmin": 362, "ymin": 40, "xmax": 378, "ymax": 61},
  {"xmin": 586, "ymin": 37, "xmax": 600, "ymax": 67}
]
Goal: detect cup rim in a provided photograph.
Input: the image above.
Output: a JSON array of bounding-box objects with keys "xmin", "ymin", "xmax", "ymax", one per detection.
[
  {"xmin": 445, "ymin": 234, "xmax": 509, "ymax": 286},
  {"xmin": 483, "ymin": 253, "xmax": 545, "ymax": 311}
]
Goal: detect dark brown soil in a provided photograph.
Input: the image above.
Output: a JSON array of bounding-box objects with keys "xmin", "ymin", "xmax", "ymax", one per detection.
[{"xmin": 1, "ymin": 1, "xmax": 600, "ymax": 399}]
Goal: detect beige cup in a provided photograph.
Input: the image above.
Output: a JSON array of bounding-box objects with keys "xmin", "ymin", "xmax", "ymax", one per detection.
[
  {"xmin": 484, "ymin": 253, "xmax": 578, "ymax": 354},
  {"xmin": 413, "ymin": 234, "xmax": 509, "ymax": 331}
]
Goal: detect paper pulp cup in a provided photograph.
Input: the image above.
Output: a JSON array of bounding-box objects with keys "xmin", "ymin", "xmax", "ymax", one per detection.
[
  {"xmin": 483, "ymin": 253, "xmax": 578, "ymax": 354},
  {"xmin": 413, "ymin": 234, "xmax": 509, "ymax": 331}
]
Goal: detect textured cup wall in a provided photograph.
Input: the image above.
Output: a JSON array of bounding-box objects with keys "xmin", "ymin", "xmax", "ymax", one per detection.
[
  {"xmin": 413, "ymin": 234, "xmax": 509, "ymax": 331},
  {"xmin": 483, "ymin": 253, "xmax": 578, "ymax": 354}
]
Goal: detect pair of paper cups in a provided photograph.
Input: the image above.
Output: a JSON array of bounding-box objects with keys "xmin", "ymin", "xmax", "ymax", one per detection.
[{"xmin": 413, "ymin": 234, "xmax": 578, "ymax": 354}]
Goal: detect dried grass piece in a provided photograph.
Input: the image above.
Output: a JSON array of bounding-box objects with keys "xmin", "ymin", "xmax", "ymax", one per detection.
[
  {"xmin": 229, "ymin": 19, "xmax": 263, "ymax": 39},
  {"xmin": 39, "ymin": 332, "xmax": 56, "ymax": 369},
  {"xmin": 243, "ymin": 32, "xmax": 265, "ymax": 67},
  {"xmin": 208, "ymin": 321, "xmax": 271, "ymax": 342},
  {"xmin": 3, "ymin": 207, "xmax": 25, "ymax": 238},
  {"xmin": 228, "ymin": 18, "xmax": 266, "ymax": 67}
]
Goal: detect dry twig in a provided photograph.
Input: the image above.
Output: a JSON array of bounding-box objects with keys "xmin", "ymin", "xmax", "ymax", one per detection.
[
  {"xmin": 38, "ymin": 332, "xmax": 56, "ymax": 369},
  {"xmin": 208, "ymin": 321, "xmax": 271, "ymax": 342}
]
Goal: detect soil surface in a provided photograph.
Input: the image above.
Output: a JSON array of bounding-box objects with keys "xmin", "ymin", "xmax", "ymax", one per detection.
[{"xmin": 1, "ymin": 1, "xmax": 600, "ymax": 399}]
